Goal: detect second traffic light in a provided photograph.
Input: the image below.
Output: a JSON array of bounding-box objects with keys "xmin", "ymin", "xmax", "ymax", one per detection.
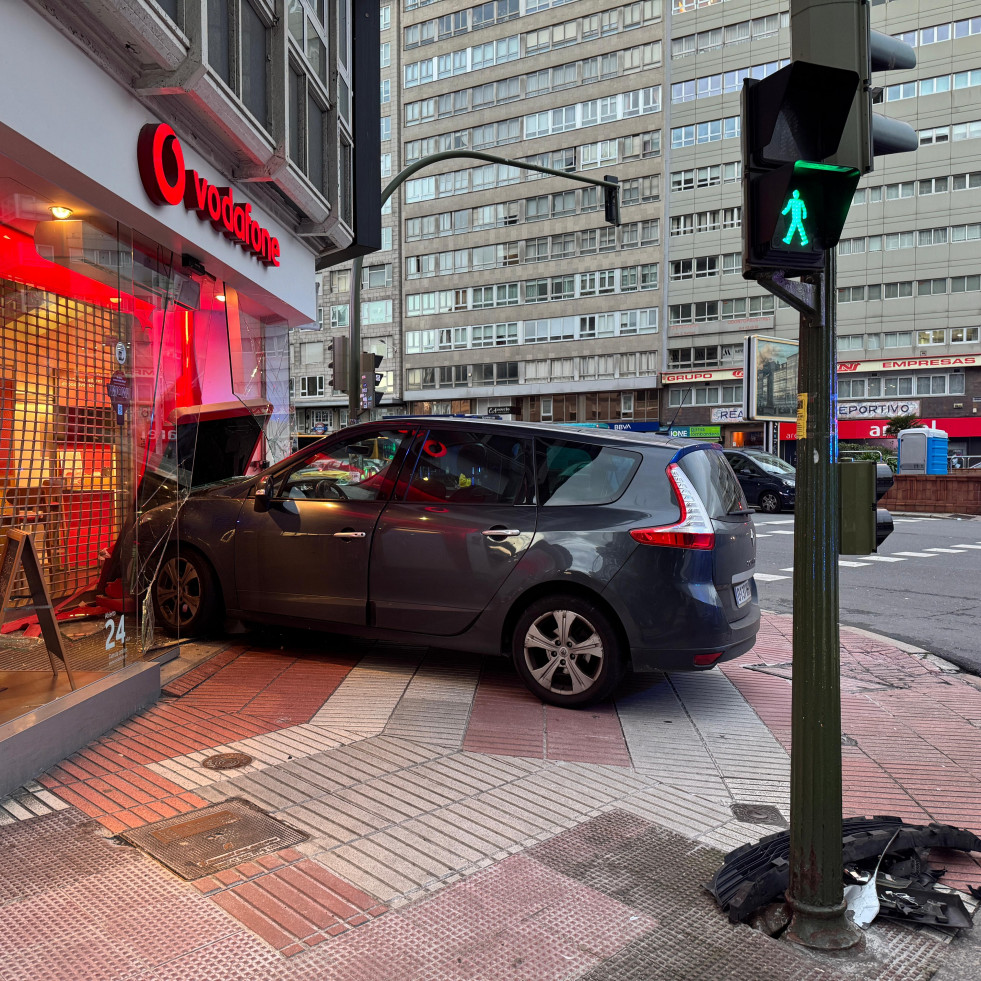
[
  {"xmin": 602, "ymin": 175, "xmax": 620, "ymax": 227},
  {"xmin": 840, "ymin": 460, "xmax": 894, "ymax": 554},
  {"xmin": 742, "ymin": 61, "xmax": 862, "ymax": 275},
  {"xmin": 328, "ymin": 335, "xmax": 349, "ymax": 393}
]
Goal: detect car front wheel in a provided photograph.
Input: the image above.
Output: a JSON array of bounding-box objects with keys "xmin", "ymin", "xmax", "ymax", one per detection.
[
  {"xmin": 512, "ymin": 595, "xmax": 624, "ymax": 707},
  {"xmin": 758, "ymin": 491, "xmax": 781, "ymax": 514},
  {"xmin": 151, "ymin": 546, "xmax": 221, "ymax": 637}
]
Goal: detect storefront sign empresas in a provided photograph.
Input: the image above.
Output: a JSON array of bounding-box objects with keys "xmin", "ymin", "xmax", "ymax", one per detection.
[{"xmin": 137, "ymin": 123, "xmax": 281, "ymax": 267}]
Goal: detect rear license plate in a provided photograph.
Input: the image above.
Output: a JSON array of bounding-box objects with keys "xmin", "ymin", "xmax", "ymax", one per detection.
[{"xmin": 734, "ymin": 580, "xmax": 752, "ymax": 607}]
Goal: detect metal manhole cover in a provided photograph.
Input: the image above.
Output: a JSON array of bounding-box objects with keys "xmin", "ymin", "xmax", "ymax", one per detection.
[
  {"xmin": 201, "ymin": 752, "xmax": 254, "ymax": 770},
  {"xmin": 120, "ymin": 798, "xmax": 308, "ymax": 880},
  {"xmin": 730, "ymin": 802, "xmax": 788, "ymax": 828}
]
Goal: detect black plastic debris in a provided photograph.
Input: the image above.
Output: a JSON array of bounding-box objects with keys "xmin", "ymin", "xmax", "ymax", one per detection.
[{"xmin": 706, "ymin": 816, "xmax": 981, "ymax": 927}]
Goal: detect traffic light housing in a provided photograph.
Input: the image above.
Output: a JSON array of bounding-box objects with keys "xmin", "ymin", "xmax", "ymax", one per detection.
[
  {"xmin": 359, "ymin": 352, "xmax": 385, "ymax": 411},
  {"xmin": 327, "ymin": 335, "xmax": 349, "ymax": 393},
  {"xmin": 603, "ymin": 175, "xmax": 620, "ymax": 227},
  {"xmin": 839, "ymin": 460, "xmax": 894, "ymax": 554},
  {"xmin": 791, "ymin": 0, "xmax": 917, "ymax": 174},
  {"xmin": 742, "ymin": 61, "xmax": 862, "ymax": 274}
]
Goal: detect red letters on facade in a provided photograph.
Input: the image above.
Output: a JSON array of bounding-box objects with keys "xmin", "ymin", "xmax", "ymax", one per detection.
[{"xmin": 137, "ymin": 123, "xmax": 280, "ymax": 267}]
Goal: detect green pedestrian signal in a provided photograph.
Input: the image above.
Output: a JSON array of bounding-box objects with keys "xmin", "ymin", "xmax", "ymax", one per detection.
[
  {"xmin": 780, "ymin": 190, "xmax": 809, "ymax": 247},
  {"xmin": 741, "ymin": 62, "xmax": 863, "ymax": 274}
]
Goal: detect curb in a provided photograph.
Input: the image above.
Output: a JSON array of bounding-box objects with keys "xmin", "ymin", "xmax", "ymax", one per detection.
[{"xmin": 764, "ymin": 610, "xmax": 966, "ymax": 675}]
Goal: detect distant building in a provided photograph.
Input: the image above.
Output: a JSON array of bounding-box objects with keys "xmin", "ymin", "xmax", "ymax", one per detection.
[{"xmin": 295, "ymin": 0, "xmax": 979, "ymax": 463}]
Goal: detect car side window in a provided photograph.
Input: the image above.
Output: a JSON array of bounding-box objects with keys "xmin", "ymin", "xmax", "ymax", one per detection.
[
  {"xmin": 279, "ymin": 431, "xmax": 408, "ymax": 502},
  {"xmin": 725, "ymin": 454, "xmax": 755, "ymax": 476},
  {"xmin": 536, "ymin": 438, "xmax": 640, "ymax": 506},
  {"xmin": 397, "ymin": 430, "xmax": 535, "ymax": 505}
]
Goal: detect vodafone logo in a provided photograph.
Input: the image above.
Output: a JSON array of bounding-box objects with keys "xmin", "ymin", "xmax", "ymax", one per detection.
[{"xmin": 137, "ymin": 123, "xmax": 280, "ymax": 267}]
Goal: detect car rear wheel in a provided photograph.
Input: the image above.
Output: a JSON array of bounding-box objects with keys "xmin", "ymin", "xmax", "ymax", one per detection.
[
  {"xmin": 151, "ymin": 546, "xmax": 221, "ymax": 637},
  {"xmin": 512, "ymin": 595, "xmax": 624, "ymax": 707},
  {"xmin": 758, "ymin": 491, "xmax": 781, "ymax": 514}
]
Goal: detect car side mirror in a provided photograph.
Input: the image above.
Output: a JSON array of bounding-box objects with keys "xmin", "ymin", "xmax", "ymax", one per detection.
[{"xmin": 254, "ymin": 474, "xmax": 273, "ymax": 511}]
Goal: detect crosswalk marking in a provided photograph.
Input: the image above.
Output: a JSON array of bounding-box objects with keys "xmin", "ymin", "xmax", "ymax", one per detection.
[
  {"xmin": 860, "ymin": 555, "xmax": 905, "ymax": 562},
  {"xmin": 839, "ymin": 559, "xmax": 870, "ymax": 567},
  {"xmin": 757, "ymin": 518, "xmax": 795, "ymax": 525},
  {"xmin": 780, "ymin": 568, "xmax": 795, "ymax": 573},
  {"xmin": 754, "ymin": 573, "xmax": 790, "ymax": 582},
  {"xmin": 925, "ymin": 547, "xmax": 969, "ymax": 554},
  {"xmin": 769, "ymin": 530, "xmax": 795, "ymax": 535},
  {"xmin": 948, "ymin": 543, "xmax": 981, "ymax": 550},
  {"xmin": 892, "ymin": 551, "xmax": 939, "ymax": 558}
]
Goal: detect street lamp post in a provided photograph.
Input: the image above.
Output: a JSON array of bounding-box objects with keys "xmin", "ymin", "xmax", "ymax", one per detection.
[{"xmin": 346, "ymin": 150, "xmax": 621, "ymax": 422}]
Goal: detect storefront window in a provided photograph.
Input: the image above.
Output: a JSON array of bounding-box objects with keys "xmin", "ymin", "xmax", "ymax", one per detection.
[{"xmin": 0, "ymin": 159, "xmax": 282, "ymax": 726}]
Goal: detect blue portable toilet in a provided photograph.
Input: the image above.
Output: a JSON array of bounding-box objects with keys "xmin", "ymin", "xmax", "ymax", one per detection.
[{"xmin": 897, "ymin": 428, "xmax": 948, "ymax": 475}]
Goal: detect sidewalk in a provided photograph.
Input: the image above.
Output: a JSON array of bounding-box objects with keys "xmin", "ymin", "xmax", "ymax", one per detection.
[{"xmin": 1, "ymin": 611, "xmax": 979, "ymax": 980}]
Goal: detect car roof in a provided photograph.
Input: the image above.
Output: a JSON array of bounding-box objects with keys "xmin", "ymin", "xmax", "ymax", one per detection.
[{"xmin": 369, "ymin": 416, "xmax": 704, "ymax": 451}]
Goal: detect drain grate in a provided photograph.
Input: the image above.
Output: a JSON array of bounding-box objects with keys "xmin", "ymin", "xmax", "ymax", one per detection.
[
  {"xmin": 201, "ymin": 752, "xmax": 254, "ymax": 770},
  {"xmin": 120, "ymin": 798, "xmax": 308, "ymax": 880}
]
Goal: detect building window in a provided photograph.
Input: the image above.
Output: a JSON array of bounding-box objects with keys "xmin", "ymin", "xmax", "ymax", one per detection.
[
  {"xmin": 288, "ymin": 63, "xmax": 328, "ymax": 194},
  {"xmin": 299, "ymin": 375, "xmax": 325, "ymax": 397},
  {"xmin": 207, "ymin": 0, "xmax": 272, "ymax": 129}
]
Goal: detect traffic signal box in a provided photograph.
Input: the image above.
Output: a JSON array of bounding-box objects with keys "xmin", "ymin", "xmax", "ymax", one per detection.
[
  {"xmin": 839, "ymin": 460, "xmax": 894, "ymax": 554},
  {"xmin": 328, "ymin": 335, "xmax": 349, "ymax": 393},
  {"xmin": 603, "ymin": 175, "xmax": 620, "ymax": 227},
  {"xmin": 742, "ymin": 61, "xmax": 862, "ymax": 275},
  {"xmin": 359, "ymin": 352, "xmax": 384, "ymax": 411}
]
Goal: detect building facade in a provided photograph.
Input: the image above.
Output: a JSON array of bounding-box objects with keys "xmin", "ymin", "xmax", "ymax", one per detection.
[
  {"xmin": 0, "ymin": 0, "xmax": 374, "ymax": 779},
  {"xmin": 295, "ymin": 0, "xmax": 981, "ymax": 462}
]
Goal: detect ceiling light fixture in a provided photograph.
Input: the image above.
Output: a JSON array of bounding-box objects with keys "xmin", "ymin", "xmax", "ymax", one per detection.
[{"xmin": 48, "ymin": 206, "xmax": 74, "ymax": 220}]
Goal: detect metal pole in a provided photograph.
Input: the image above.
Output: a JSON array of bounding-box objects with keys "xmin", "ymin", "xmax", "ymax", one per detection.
[
  {"xmin": 784, "ymin": 249, "xmax": 862, "ymax": 951},
  {"xmin": 345, "ymin": 151, "xmax": 621, "ymax": 425}
]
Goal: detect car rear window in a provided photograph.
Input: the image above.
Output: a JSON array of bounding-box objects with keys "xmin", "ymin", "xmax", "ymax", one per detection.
[
  {"xmin": 536, "ymin": 438, "xmax": 640, "ymax": 506},
  {"xmin": 677, "ymin": 447, "xmax": 748, "ymax": 519}
]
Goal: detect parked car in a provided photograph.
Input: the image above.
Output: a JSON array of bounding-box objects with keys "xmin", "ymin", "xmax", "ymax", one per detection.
[
  {"xmin": 723, "ymin": 449, "xmax": 796, "ymax": 514},
  {"xmin": 138, "ymin": 420, "xmax": 760, "ymax": 707}
]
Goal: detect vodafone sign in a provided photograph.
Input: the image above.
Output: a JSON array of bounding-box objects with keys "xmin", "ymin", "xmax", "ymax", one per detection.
[{"xmin": 137, "ymin": 123, "xmax": 280, "ymax": 267}]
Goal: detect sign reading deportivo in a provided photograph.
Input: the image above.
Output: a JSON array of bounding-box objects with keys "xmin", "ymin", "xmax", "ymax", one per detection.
[
  {"xmin": 137, "ymin": 123, "xmax": 280, "ymax": 267},
  {"xmin": 837, "ymin": 400, "xmax": 919, "ymax": 419}
]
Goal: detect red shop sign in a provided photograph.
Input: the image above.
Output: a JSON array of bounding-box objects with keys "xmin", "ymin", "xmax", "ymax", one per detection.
[{"xmin": 137, "ymin": 123, "xmax": 280, "ymax": 267}]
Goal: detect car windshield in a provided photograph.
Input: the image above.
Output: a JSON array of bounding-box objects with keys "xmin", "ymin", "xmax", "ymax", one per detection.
[{"xmin": 749, "ymin": 452, "xmax": 795, "ymax": 476}]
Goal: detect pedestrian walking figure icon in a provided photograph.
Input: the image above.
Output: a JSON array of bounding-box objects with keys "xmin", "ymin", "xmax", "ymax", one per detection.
[{"xmin": 781, "ymin": 189, "xmax": 808, "ymax": 246}]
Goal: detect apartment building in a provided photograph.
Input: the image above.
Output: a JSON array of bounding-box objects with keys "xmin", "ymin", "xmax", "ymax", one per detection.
[{"xmin": 295, "ymin": 0, "xmax": 981, "ymax": 460}]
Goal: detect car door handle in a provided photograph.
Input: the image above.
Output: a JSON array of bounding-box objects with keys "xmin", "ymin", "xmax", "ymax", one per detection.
[
  {"xmin": 333, "ymin": 531, "xmax": 366, "ymax": 539},
  {"xmin": 481, "ymin": 528, "xmax": 521, "ymax": 538}
]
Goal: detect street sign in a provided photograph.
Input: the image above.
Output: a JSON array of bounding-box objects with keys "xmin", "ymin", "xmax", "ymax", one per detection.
[{"xmin": 744, "ymin": 335, "xmax": 799, "ymax": 422}]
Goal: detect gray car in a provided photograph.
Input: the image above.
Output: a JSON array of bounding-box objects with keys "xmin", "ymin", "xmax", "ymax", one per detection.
[{"xmin": 139, "ymin": 419, "xmax": 760, "ymax": 707}]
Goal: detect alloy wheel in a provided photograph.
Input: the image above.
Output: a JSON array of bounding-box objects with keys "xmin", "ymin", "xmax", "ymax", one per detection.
[{"xmin": 521, "ymin": 608, "xmax": 606, "ymax": 697}]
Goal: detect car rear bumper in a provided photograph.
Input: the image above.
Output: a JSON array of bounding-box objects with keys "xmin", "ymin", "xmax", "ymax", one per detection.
[
  {"xmin": 602, "ymin": 549, "xmax": 761, "ymax": 673},
  {"xmin": 628, "ymin": 607, "xmax": 760, "ymax": 673}
]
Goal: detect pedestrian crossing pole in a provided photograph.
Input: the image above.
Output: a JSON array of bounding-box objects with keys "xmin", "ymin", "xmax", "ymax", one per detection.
[{"xmin": 784, "ymin": 250, "xmax": 863, "ymax": 951}]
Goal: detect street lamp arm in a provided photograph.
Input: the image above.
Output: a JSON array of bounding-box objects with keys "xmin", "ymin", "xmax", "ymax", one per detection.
[{"xmin": 347, "ymin": 151, "xmax": 621, "ymax": 420}]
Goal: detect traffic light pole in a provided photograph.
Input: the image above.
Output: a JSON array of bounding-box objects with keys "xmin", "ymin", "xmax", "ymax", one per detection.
[
  {"xmin": 347, "ymin": 151, "xmax": 621, "ymax": 422},
  {"xmin": 756, "ymin": 253, "xmax": 862, "ymax": 951}
]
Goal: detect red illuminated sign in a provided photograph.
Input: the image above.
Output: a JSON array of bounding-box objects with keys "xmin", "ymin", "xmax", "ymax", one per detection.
[{"xmin": 137, "ymin": 123, "xmax": 280, "ymax": 267}]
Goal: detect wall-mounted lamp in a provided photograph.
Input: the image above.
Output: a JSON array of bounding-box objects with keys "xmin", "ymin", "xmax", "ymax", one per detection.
[
  {"xmin": 48, "ymin": 206, "xmax": 73, "ymax": 220},
  {"xmin": 215, "ymin": 293, "xmax": 226, "ymax": 303}
]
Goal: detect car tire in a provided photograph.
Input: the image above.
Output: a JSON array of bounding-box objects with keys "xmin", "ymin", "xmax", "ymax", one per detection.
[
  {"xmin": 512, "ymin": 594, "xmax": 625, "ymax": 707},
  {"xmin": 758, "ymin": 491, "xmax": 781, "ymax": 514},
  {"xmin": 151, "ymin": 545, "xmax": 221, "ymax": 637}
]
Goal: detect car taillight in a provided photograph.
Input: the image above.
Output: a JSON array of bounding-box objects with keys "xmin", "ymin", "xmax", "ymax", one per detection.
[
  {"xmin": 630, "ymin": 462, "xmax": 716, "ymax": 550},
  {"xmin": 693, "ymin": 652, "xmax": 724, "ymax": 666}
]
